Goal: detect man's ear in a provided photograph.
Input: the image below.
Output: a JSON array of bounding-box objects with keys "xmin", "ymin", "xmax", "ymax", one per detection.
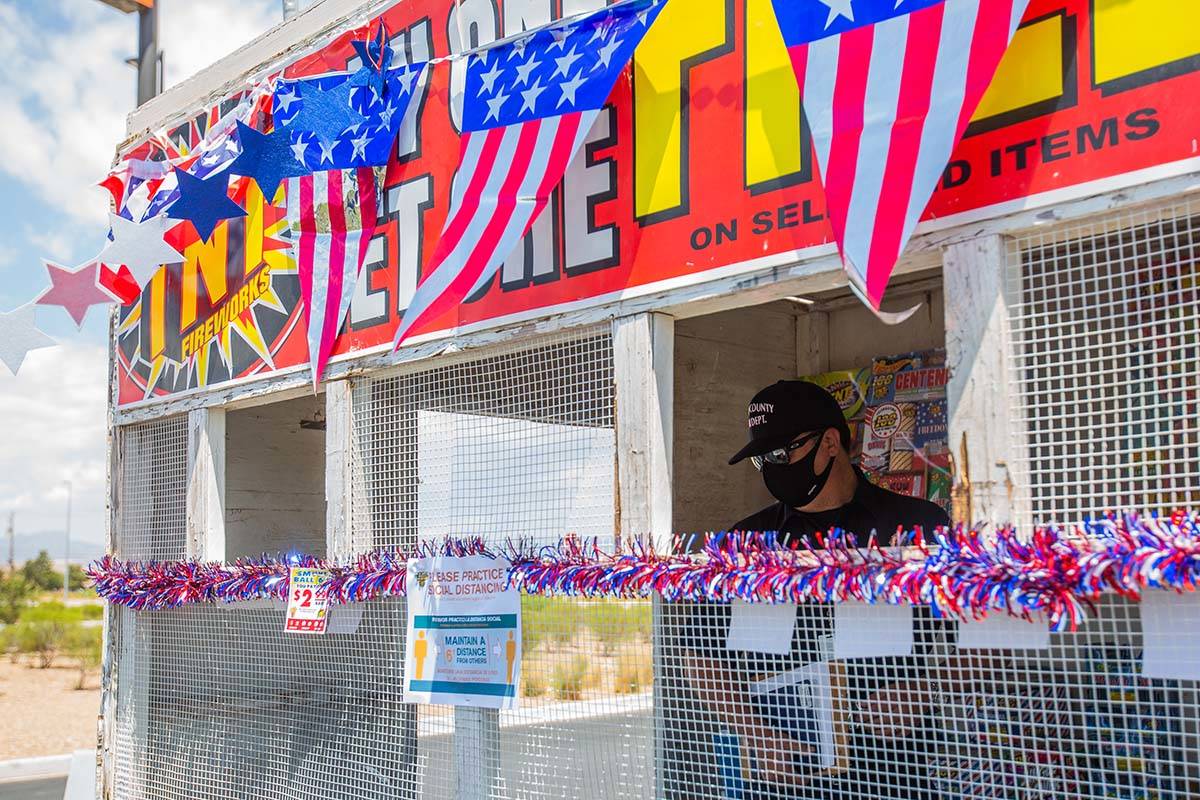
[{"xmin": 823, "ymin": 428, "xmax": 840, "ymax": 454}]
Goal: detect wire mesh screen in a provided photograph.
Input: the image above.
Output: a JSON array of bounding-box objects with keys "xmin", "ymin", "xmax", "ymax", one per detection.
[
  {"xmin": 1007, "ymin": 203, "xmax": 1200, "ymax": 524},
  {"xmin": 349, "ymin": 328, "xmax": 615, "ymax": 552},
  {"xmin": 112, "ymin": 600, "xmax": 420, "ymax": 800},
  {"xmin": 657, "ymin": 593, "xmax": 1200, "ymax": 799},
  {"xmin": 341, "ymin": 326, "xmax": 644, "ymax": 798},
  {"xmin": 115, "ymin": 415, "xmax": 189, "ymax": 560}
]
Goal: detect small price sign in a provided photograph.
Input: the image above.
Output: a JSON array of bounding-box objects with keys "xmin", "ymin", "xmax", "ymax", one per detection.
[{"xmin": 285, "ymin": 567, "xmax": 331, "ymax": 634}]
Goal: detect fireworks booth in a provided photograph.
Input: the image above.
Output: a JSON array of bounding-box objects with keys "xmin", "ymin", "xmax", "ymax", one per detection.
[{"xmin": 91, "ymin": 1, "xmax": 1200, "ymax": 799}]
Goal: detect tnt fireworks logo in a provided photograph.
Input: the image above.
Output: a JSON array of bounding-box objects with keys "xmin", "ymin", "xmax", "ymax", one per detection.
[
  {"xmin": 414, "ymin": 570, "xmax": 430, "ymax": 589},
  {"xmin": 114, "ymin": 181, "xmax": 301, "ymax": 402}
]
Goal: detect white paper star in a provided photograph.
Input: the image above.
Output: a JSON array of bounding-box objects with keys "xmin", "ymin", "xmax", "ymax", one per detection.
[
  {"xmin": 519, "ymin": 78, "xmax": 547, "ymax": 115},
  {"xmin": 816, "ymin": 0, "xmax": 854, "ymax": 28},
  {"xmin": 290, "ymin": 140, "xmax": 309, "ymax": 163},
  {"xmin": 0, "ymin": 304, "xmax": 55, "ymax": 375},
  {"xmin": 98, "ymin": 212, "xmax": 185, "ymax": 288}
]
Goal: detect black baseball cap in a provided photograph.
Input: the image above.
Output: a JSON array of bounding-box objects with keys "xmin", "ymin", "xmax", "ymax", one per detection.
[{"xmin": 728, "ymin": 380, "xmax": 851, "ymax": 465}]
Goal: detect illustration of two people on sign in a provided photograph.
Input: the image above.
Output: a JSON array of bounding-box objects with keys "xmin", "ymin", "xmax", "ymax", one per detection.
[{"xmin": 412, "ymin": 629, "xmax": 518, "ymax": 684}]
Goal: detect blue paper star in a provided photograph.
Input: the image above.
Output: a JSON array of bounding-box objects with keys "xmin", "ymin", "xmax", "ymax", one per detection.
[
  {"xmin": 350, "ymin": 25, "xmax": 393, "ymax": 95},
  {"xmin": 289, "ymin": 80, "xmax": 364, "ymax": 146},
  {"xmin": 166, "ymin": 168, "xmax": 247, "ymax": 243},
  {"xmin": 227, "ymin": 122, "xmax": 306, "ymax": 202}
]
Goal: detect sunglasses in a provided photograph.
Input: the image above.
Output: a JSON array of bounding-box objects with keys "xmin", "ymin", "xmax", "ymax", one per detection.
[{"xmin": 750, "ymin": 431, "xmax": 823, "ymax": 471}]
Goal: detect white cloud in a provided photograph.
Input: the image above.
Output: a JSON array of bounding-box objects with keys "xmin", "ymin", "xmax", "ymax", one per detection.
[
  {"xmin": 0, "ymin": 341, "xmax": 109, "ymax": 543},
  {"xmin": 159, "ymin": 0, "xmax": 280, "ymax": 90},
  {"xmin": 0, "ymin": 1, "xmax": 280, "ymax": 544},
  {"xmin": 0, "ymin": 0, "xmax": 278, "ymax": 228}
]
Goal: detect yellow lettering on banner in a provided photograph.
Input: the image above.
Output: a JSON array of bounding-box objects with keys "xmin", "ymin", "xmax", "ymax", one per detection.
[
  {"xmin": 1093, "ymin": 0, "xmax": 1200, "ymax": 88},
  {"xmin": 148, "ymin": 268, "xmax": 166, "ymax": 360},
  {"xmin": 242, "ymin": 181, "xmax": 266, "ymax": 278},
  {"xmin": 745, "ymin": 0, "xmax": 803, "ymax": 189},
  {"xmin": 633, "ymin": 0, "xmax": 730, "ymax": 220},
  {"xmin": 180, "ymin": 226, "xmax": 229, "ymax": 332},
  {"xmin": 972, "ymin": 14, "xmax": 1065, "ymax": 122}
]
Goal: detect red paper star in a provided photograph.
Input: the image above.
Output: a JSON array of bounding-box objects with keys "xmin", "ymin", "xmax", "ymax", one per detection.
[{"xmin": 35, "ymin": 259, "xmax": 115, "ymax": 328}]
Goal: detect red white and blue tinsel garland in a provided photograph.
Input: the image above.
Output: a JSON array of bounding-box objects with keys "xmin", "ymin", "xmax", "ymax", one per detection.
[{"xmin": 87, "ymin": 511, "xmax": 1200, "ymax": 631}]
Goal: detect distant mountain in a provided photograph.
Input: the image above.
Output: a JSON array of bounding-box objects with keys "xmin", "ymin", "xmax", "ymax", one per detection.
[{"xmin": 3, "ymin": 531, "xmax": 106, "ymax": 567}]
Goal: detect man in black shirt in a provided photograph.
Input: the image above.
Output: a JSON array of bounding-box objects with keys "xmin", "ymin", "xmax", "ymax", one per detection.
[{"xmin": 685, "ymin": 380, "xmax": 951, "ymax": 799}]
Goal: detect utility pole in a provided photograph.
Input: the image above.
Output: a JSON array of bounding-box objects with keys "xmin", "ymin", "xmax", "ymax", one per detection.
[
  {"xmin": 94, "ymin": 1, "xmax": 160, "ymax": 106},
  {"xmin": 135, "ymin": 2, "xmax": 159, "ymax": 106},
  {"xmin": 63, "ymin": 481, "xmax": 72, "ymax": 602}
]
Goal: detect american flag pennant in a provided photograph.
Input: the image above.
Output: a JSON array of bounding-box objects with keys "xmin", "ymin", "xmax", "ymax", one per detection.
[
  {"xmin": 287, "ymin": 167, "xmax": 381, "ymax": 388},
  {"xmin": 391, "ymin": 0, "xmax": 665, "ymax": 347},
  {"xmin": 770, "ymin": 0, "xmax": 1030, "ymax": 309},
  {"xmin": 273, "ymin": 62, "xmax": 427, "ymax": 171},
  {"xmin": 280, "ymin": 58, "xmax": 426, "ymax": 387}
]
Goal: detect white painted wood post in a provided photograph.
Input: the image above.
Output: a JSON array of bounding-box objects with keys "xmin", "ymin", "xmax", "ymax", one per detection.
[
  {"xmin": 455, "ymin": 707, "xmax": 501, "ymax": 799},
  {"xmin": 613, "ymin": 312, "xmax": 675, "ymax": 548},
  {"xmin": 613, "ymin": 312, "xmax": 674, "ymax": 800},
  {"xmin": 943, "ymin": 234, "xmax": 1030, "ymax": 528},
  {"xmin": 325, "ymin": 380, "xmax": 356, "ymax": 561},
  {"xmin": 186, "ymin": 408, "xmax": 226, "ymax": 561}
]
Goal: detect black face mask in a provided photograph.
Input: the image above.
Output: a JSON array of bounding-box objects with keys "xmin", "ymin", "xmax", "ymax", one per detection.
[{"xmin": 761, "ymin": 436, "xmax": 834, "ymax": 509}]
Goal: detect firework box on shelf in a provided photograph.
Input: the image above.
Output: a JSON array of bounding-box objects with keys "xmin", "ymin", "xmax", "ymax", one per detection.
[
  {"xmin": 800, "ymin": 348, "xmax": 951, "ymax": 513},
  {"xmin": 868, "ymin": 350, "xmax": 949, "ymax": 407},
  {"xmin": 803, "ymin": 368, "xmax": 871, "ymax": 420}
]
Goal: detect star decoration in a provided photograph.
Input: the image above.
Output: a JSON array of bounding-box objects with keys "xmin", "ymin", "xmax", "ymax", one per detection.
[
  {"xmin": 507, "ymin": 35, "xmax": 530, "ymax": 62},
  {"xmin": 166, "ymin": 168, "xmax": 247, "ymax": 243},
  {"xmin": 557, "ymin": 71, "xmax": 586, "ymax": 109},
  {"xmin": 349, "ymin": 24, "xmax": 393, "ymax": 94},
  {"xmin": 595, "ymin": 35, "xmax": 624, "ymax": 71},
  {"xmin": 290, "ymin": 140, "xmax": 309, "ymax": 163},
  {"xmin": 589, "ymin": 13, "xmax": 617, "ymax": 43},
  {"xmin": 478, "ymin": 57, "xmax": 504, "ymax": 96},
  {"xmin": 289, "ymin": 80, "xmax": 364, "ymax": 146},
  {"xmin": 817, "ymin": 0, "xmax": 855, "ymax": 28},
  {"xmin": 318, "ymin": 139, "xmax": 338, "ymax": 164},
  {"xmin": 519, "ymin": 78, "xmax": 548, "ymax": 115},
  {"xmin": 512, "ymin": 52, "xmax": 541, "ymax": 88},
  {"xmin": 227, "ymin": 121, "xmax": 306, "ymax": 201},
  {"xmin": 99, "ymin": 212, "xmax": 186, "ymax": 287},
  {"xmin": 484, "ymin": 91, "xmax": 510, "ymax": 123},
  {"xmin": 349, "ymin": 129, "xmax": 372, "ymax": 160},
  {"xmin": 553, "ymin": 46, "xmax": 583, "ymax": 78},
  {"xmin": 34, "ymin": 259, "xmax": 114, "ymax": 328},
  {"xmin": 548, "ymin": 26, "xmax": 572, "ymax": 51},
  {"xmin": 274, "ymin": 85, "xmax": 300, "ymax": 115},
  {"xmin": 0, "ymin": 304, "xmax": 55, "ymax": 375},
  {"xmin": 396, "ymin": 66, "xmax": 421, "ymax": 95}
]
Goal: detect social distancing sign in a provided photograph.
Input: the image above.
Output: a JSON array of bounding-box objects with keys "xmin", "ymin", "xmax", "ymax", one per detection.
[{"xmin": 404, "ymin": 555, "xmax": 521, "ymax": 709}]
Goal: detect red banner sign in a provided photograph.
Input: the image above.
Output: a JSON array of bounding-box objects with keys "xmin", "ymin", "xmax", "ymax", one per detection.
[{"xmin": 116, "ymin": 0, "xmax": 1200, "ymax": 405}]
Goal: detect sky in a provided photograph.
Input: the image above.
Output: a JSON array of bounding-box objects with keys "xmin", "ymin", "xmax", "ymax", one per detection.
[{"xmin": 0, "ymin": 0, "xmax": 287, "ymax": 554}]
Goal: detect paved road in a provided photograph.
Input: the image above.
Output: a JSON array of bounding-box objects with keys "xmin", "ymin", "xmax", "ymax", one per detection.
[{"xmin": 0, "ymin": 777, "xmax": 66, "ymax": 800}]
